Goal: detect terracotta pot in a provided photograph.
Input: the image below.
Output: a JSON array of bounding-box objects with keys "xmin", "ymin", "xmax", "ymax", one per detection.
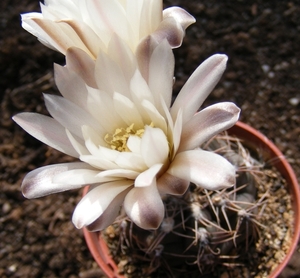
[{"xmin": 83, "ymin": 121, "xmax": 300, "ymax": 278}]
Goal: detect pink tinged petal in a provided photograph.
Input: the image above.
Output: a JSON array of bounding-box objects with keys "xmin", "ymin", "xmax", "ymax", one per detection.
[
  {"xmin": 130, "ymin": 69, "xmax": 154, "ymax": 103},
  {"xmin": 171, "ymin": 54, "xmax": 228, "ymax": 124},
  {"xmin": 21, "ymin": 15, "xmax": 58, "ymax": 52},
  {"xmin": 72, "ymin": 180, "xmax": 133, "ymax": 229},
  {"xmin": 13, "ymin": 112, "xmax": 78, "ymax": 157},
  {"xmin": 163, "ymin": 7, "xmax": 196, "ymax": 31},
  {"xmin": 136, "ymin": 35, "xmax": 159, "ymax": 82},
  {"xmin": 167, "ymin": 150, "xmax": 236, "ymax": 190},
  {"xmin": 179, "ymin": 102, "xmax": 241, "ymax": 152},
  {"xmin": 81, "ymin": 125, "xmax": 106, "ymax": 154},
  {"xmin": 157, "ymin": 172, "xmax": 190, "ymax": 195},
  {"xmin": 151, "ymin": 17, "xmax": 184, "ymax": 48},
  {"xmin": 54, "ymin": 63, "xmax": 90, "ymax": 107},
  {"xmin": 60, "ymin": 19, "xmax": 105, "ymax": 59},
  {"xmin": 158, "ymin": 95, "xmax": 179, "ymax": 154},
  {"xmin": 95, "ymin": 50, "xmax": 131, "ymax": 98},
  {"xmin": 113, "ymin": 93, "xmax": 144, "ymax": 128},
  {"xmin": 66, "ymin": 129, "xmax": 90, "ymax": 156},
  {"xmin": 141, "ymin": 100, "xmax": 167, "ymax": 134},
  {"xmin": 43, "ymin": 94, "xmax": 103, "ymax": 138},
  {"xmin": 21, "ymin": 162, "xmax": 93, "ymax": 198},
  {"xmin": 140, "ymin": 126, "xmax": 169, "ymax": 168},
  {"xmin": 135, "ymin": 164, "xmax": 163, "ymax": 188},
  {"xmin": 66, "ymin": 47, "xmax": 97, "ymax": 88},
  {"xmin": 86, "ymin": 187, "xmax": 132, "ymax": 231},
  {"xmin": 171, "ymin": 109, "xmax": 183, "ymax": 159},
  {"xmin": 53, "ymin": 169, "xmax": 122, "ymax": 186},
  {"xmin": 108, "ymin": 34, "xmax": 137, "ymax": 81},
  {"xmin": 23, "ymin": 18, "xmax": 92, "ymax": 55},
  {"xmin": 124, "ymin": 178, "xmax": 164, "ymax": 229},
  {"xmin": 85, "ymin": 87, "xmax": 126, "ymax": 134},
  {"xmin": 148, "ymin": 39, "xmax": 174, "ymax": 111}
]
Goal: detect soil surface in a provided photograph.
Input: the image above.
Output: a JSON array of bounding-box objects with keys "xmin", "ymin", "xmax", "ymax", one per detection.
[{"xmin": 1, "ymin": 0, "xmax": 299, "ymax": 277}]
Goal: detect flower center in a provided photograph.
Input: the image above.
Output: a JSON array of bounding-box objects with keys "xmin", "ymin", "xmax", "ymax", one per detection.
[{"xmin": 104, "ymin": 123, "xmax": 153, "ymax": 152}]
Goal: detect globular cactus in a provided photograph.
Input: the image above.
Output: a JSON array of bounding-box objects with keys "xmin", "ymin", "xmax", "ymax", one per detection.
[{"xmin": 103, "ymin": 133, "xmax": 289, "ymax": 277}]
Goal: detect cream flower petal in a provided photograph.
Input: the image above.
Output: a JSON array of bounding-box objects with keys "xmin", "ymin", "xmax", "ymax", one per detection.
[
  {"xmin": 114, "ymin": 152, "xmax": 147, "ymax": 172},
  {"xmin": 21, "ymin": 15, "xmax": 64, "ymax": 52},
  {"xmin": 85, "ymin": 0, "xmax": 131, "ymax": 47},
  {"xmin": 157, "ymin": 172, "xmax": 190, "ymax": 195},
  {"xmin": 172, "ymin": 109, "xmax": 183, "ymax": 159},
  {"xmin": 54, "ymin": 64, "xmax": 89, "ymax": 108},
  {"xmin": 135, "ymin": 35, "xmax": 159, "ymax": 82},
  {"xmin": 65, "ymin": 47, "xmax": 97, "ymax": 88},
  {"xmin": 113, "ymin": 92, "xmax": 144, "ymax": 128},
  {"xmin": 66, "ymin": 129, "xmax": 90, "ymax": 156},
  {"xmin": 148, "ymin": 39, "xmax": 174, "ymax": 111},
  {"xmin": 147, "ymin": 6, "xmax": 195, "ymax": 48},
  {"xmin": 59, "ymin": 19, "xmax": 105, "ymax": 58},
  {"xmin": 179, "ymin": 102, "xmax": 241, "ymax": 152},
  {"xmin": 21, "ymin": 162, "xmax": 93, "ymax": 198},
  {"xmin": 96, "ymin": 169, "xmax": 139, "ymax": 180},
  {"xmin": 85, "ymin": 87, "xmax": 126, "ymax": 134},
  {"xmin": 72, "ymin": 180, "xmax": 133, "ymax": 228},
  {"xmin": 151, "ymin": 17, "xmax": 184, "ymax": 48},
  {"xmin": 41, "ymin": 1, "xmax": 79, "ymax": 19},
  {"xmin": 163, "ymin": 6, "xmax": 196, "ymax": 31},
  {"xmin": 43, "ymin": 93, "xmax": 103, "ymax": 138},
  {"xmin": 13, "ymin": 113, "xmax": 78, "ymax": 157},
  {"xmin": 53, "ymin": 169, "xmax": 121, "ymax": 185},
  {"xmin": 139, "ymin": 0, "xmax": 162, "ymax": 39},
  {"xmin": 129, "ymin": 69, "xmax": 154, "ymax": 104},
  {"xmin": 22, "ymin": 0, "xmax": 194, "ymax": 57},
  {"xmin": 27, "ymin": 18, "xmax": 93, "ymax": 55},
  {"xmin": 140, "ymin": 126, "xmax": 169, "ymax": 167},
  {"xmin": 171, "ymin": 54, "xmax": 228, "ymax": 124},
  {"xmin": 135, "ymin": 164, "xmax": 163, "ymax": 188},
  {"xmin": 127, "ymin": 135, "xmax": 142, "ymax": 153},
  {"xmin": 141, "ymin": 99, "xmax": 167, "ymax": 133},
  {"xmin": 86, "ymin": 187, "xmax": 131, "ymax": 232},
  {"xmin": 107, "ymin": 34, "xmax": 137, "ymax": 81},
  {"xmin": 125, "ymin": 0, "xmax": 145, "ymax": 45},
  {"xmin": 80, "ymin": 155, "xmax": 118, "ymax": 171},
  {"xmin": 167, "ymin": 150, "xmax": 236, "ymax": 190},
  {"xmin": 81, "ymin": 125, "xmax": 106, "ymax": 153},
  {"xmin": 124, "ymin": 178, "xmax": 164, "ymax": 229},
  {"xmin": 95, "ymin": 50, "xmax": 130, "ymax": 98}
]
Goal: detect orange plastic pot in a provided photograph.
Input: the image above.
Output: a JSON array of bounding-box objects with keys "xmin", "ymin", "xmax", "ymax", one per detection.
[{"xmin": 83, "ymin": 121, "xmax": 300, "ymax": 278}]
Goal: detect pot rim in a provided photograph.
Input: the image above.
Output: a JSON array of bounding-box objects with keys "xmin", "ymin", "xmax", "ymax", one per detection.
[{"xmin": 83, "ymin": 121, "xmax": 300, "ymax": 278}]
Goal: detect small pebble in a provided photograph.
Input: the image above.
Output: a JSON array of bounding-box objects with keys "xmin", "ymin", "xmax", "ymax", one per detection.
[{"xmin": 289, "ymin": 97, "xmax": 299, "ymax": 106}]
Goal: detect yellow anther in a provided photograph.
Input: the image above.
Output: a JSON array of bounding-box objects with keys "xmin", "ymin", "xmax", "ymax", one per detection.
[{"xmin": 105, "ymin": 123, "xmax": 153, "ymax": 152}]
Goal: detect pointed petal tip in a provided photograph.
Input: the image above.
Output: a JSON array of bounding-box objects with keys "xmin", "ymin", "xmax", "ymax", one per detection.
[
  {"xmin": 211, "ymin": 53, "xmax": 228, "ymax": 66},
  {"xmin": 157, "ymin": 173, "xmax": 190, "ymax": 195},
  {"xmin": 163, "ymin": 6, "xmax": 196, "ymax": 29},
  {"xmin": 124, "ymin": 185, "xmax": 164, "ymax": 230}
]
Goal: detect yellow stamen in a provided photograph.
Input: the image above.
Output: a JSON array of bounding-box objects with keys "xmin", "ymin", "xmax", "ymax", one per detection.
[{"xmin": 104, "ymin": 123, "xmax": 154, "ymax": 152}]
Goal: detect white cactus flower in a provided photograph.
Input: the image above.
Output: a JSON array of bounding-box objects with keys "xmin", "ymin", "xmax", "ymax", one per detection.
[
  {"xmin": 21, "ymin": 0, "xmax": 195, "ymax": 57},
  {"xmin": 13, "ymin": 38, "xmax": 240, "ymax": 231}
]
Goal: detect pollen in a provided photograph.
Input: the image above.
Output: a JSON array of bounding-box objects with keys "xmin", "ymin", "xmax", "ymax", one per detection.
[{"xmin": 104, "ymin": 123, "xmax": 154, "ymax": 152}]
